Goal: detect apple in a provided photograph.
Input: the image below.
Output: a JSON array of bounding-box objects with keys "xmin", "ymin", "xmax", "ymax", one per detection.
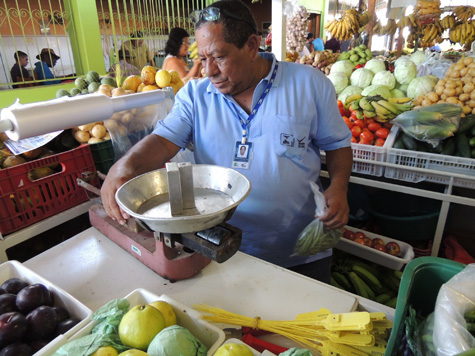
[
  {"xmin": 354, "ymin": 237, "xmax": 366, "ymax": 245},
  {"xmin": 363, "ymin": 237, "xmax": 373, "ymax": 247},
  {"xmin": 342, "ymin": 230, "xmax": 355, "ymax": 241},
  {"xmin": 372, "ymin": 238, "xmax": 385, "ymax": 246},
  {"xmin": 386, "ymin": 242, "xmax": 401, "ymax": 256},
  {"xmin": 374, "ymin": 243, "xmax": 387, "ymax": 253},
  {"xmin": 354, "ymin": 232, "xmax": 366, "ymax": 240}
]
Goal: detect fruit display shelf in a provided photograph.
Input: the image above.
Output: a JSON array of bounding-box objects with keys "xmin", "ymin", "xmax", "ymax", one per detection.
[
  {"xmin": 45, "ymin": 288, "xmax": 225, "ymax": 356},
  {"xmin": 335, "ymin": 226, "xmax": 415, "ymax": 270},
  {"xmin": 0, "ymin": 260, "xmax": 92, "ymax": 356}
]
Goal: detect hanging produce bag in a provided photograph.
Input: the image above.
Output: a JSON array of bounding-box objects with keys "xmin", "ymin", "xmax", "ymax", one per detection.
[{"xmin": 293, "ymin": 182, "xmax": 341, "ymax": 256}]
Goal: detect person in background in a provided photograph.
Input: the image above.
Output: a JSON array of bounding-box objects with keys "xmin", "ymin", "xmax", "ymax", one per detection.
[
  {"xmin": 162, "ymin": 27, "xmax": 202, "ymax": 81},
  {"xmin": 10, "ymin": 51, "xmax": 34, "ymax": 88},
  {"xmin": 312, "ymin": 36, "xmax": 324, "ymax": 52},
  {"xmin": 101, "ymin": 0, "xmax": 352, "ymax": 284},
  {"xmin": 341, "ymin": 39, "xmax": 351, "ymax": 52},
  {"xmin": 121, "ymin": 31, "xmax": 153, "ymax": 69},
  {"xmin": 304, "ymin": 32, "xmax": 315, "ymax": 53},
  {"xmin": 324, "ymin": 36, "xmax": 341, "ymax": 53},
  {"xmin": 34, "ymin": 48, "xmax": 61, "ymax": 85},
  {"xmin": 110, "ymin": 49, "xmax": 140, "ymax": 77}
]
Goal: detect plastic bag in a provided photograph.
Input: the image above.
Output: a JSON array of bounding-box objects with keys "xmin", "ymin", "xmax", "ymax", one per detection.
[
  {"xmin": 104, "ymin": 88, "xmax": 174, "ymax": 160},
  {"xmin": 292, "ymin": 182, "xmax": 341, "ymax": 256},
  {"xmin": 417, "ymin": 49, "xmax": 452, "ymax": 79},
  {"xmin": 433, "ymin": 263, "xmax": 475, "ymax": 356}
]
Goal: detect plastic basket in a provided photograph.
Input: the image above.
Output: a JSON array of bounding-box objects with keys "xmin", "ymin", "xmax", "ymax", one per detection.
[
  {"xmin": 385, "ymin": 129, "xmax": 475, "ymax": 188},
  {"xmin": 0, "ymin": 145, "xmax": 99, "ymax": 236},
  {"xmin": 321, "ymin": 125, "xmax": 397, "ymax": 177},
  {"xmin": 385, "ymin": 257, "xmax": 465, "ymax": 355},
  {"xmin": 89, "ymin": 140, "xmax": 115, "ymax": 174}
]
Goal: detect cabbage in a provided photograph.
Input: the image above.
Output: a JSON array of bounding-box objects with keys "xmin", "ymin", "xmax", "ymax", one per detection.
[
  {"xmin": 350, "ymin": 68, "xmax": 374, "ymax": 88},
  {"xmin": 362, "ymin": 84, "xmax": 392, "ymax": 99},
  {"xmin": 338, "ymin": 85, "xmax": 363, "ymax": 104},
  {"xmin": 394, "ymin": 61, "xmax": 417, "ymax": 85},
  {"xmin": 327, "ymin": 72, "xmax": 349, "ymax": 94},
  {"xmin": 410, "ymin": 50, "xmax": 426, "ymax": 65},
  {"xmin": 364, "ymin": 58, "xmax": 386, "ymax": 75},
  {"xmin": 330, "ymin": 60, "xmax": 354, "ymax": 78},
  {"xmin": 406, "ymin": 75, "xmax": 438, "ymax": 98},
  {"xmin": 371, "ymin": 70, "xmax": 396, "ymax": 90},
  {"xmin": 390, "ymin": 88, "xmax": 406, "ymax": 98},
  {"xmin": 394, "ymin": 56, "xmax": 412, "ymax": 67}
]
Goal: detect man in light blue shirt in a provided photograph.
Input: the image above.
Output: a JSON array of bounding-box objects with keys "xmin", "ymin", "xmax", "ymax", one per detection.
[
  {"xmin": 34, "ymin": 48, "xmax": 61, "ymax": 85},
  {"xmin": 101, "ymin": 0, "xmax": 352, "ymax": 283}
]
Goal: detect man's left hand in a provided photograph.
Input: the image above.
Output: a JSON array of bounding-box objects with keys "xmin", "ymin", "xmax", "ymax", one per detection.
[{"xmin": 318, "ymin": 185, "xmax": 349, "ymax": 230}]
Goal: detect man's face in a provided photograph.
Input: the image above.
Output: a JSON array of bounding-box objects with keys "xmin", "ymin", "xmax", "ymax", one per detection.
[
  {"xmin": 20, "ymin": 56, "xmax": 28, "ymax": 67},
  {"xmin": 196, "ymin": 23, "xmax": 254, "ymax": 96},
  {"xmin": 43, "ymin": 54, "xmax": 58, "ymax": 67},
  {"xmin": 240, "ymin": 146, "xmax": 246, "ymax": 155}
]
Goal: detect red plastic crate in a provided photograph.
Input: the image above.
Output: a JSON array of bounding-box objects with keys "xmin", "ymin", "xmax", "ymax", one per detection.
[{"xmin": 0, "ymin": 145, "xmax": 99, "ymax": 236}]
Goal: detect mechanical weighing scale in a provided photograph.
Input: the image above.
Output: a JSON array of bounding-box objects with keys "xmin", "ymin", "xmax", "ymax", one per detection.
[{"xmin": 0, "ymin": 91, "xmax": 251, "ymax": 281}]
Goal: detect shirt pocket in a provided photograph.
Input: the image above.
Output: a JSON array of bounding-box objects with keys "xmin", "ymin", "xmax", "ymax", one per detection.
[{"xmin": 273, "ymin": 115, "xmax": 312, "ymax": 160}]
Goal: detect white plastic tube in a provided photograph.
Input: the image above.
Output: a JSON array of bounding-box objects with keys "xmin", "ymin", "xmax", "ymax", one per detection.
[{"xmin": 0, "ymin": 90, "xmax": 167, "ymax": 141}]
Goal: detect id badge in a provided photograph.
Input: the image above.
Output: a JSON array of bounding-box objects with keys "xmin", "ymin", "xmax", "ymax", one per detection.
[{"xmin": 232, "ymin": 141, "xmax": 252, "ymax": 169}]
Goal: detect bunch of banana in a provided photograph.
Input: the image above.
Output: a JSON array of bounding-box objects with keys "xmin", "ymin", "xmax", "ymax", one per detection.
[
  {"xmin": 188, "ymin": 41, "xmax": 198, "ymax": 59},
  {"xmin": 331, "ymin": 254, "xmax": 402, "ymax": 308},
  {"xmin": 453, "ymin": 5, "xmax": 475, "ymax": 23},
  {"xmin": 397, "ymin": 14, "xmax": 419, "ymax": 29},
  {"xmin": 414, "ymin": 0, "xmax": 442, "ymax": 20},
  {"xmin": 324, "ymin": 9, "xmax": 369, "ymax": 41},
  {"xmin": 352, "ymin": 95, "xmax": 413, "ymax": 123},
  {"xmin": 440, "ymin": 14, "xmax": 456, "ymax": 30},
  {"xmin": 449, "ymin": 22, "xmax": 475, "ymax": 46},
  {"xmin": 420, "ymin": 22, "xmax": 444, "ymax": 46},
  {"xmin": 372, "ymin": 19, "xmax": 382, "ymax": 35},
  {"xmin": 380, "ymin": 19, "xmax": 397, "ymax": 36}
]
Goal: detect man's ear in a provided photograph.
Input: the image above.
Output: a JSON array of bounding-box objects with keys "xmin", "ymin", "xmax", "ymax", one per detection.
[{"xmin": 247, "ymin": 34, "xmax": 261, "ymax": 60}]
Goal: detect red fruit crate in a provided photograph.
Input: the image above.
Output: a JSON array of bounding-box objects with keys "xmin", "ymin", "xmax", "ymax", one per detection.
[{"xmin": 0, "ymin": 145, "xmax": 99, "ymax": 236}]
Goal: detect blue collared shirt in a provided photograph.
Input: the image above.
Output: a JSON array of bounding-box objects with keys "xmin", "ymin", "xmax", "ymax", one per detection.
[
  {"xmin": 34, "ymin": 61, "xmax": 61, "ymax": 85},
  {"xmin": 153, "ymin": 52, "xmax": 351, "ymax": 267}
]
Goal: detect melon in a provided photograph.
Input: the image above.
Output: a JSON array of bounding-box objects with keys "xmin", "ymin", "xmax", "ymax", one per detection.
[
  {"xmin": 56, "ymin": 89, "xmax": 70, "ymax": 98},
  {"xmin": 88, "ymin": 81, "xmax": 100, "ymax": 93},
  {"xmin": 74, "ymin": 77, "xmax": 88, "ymax": 90},
  {"xmin": 86, "ymin": 71, "xmax": 100, "ymax": 84},
  {"xmin": 101, "ymin": 76, "xmax": 117, "ymax": 88}
]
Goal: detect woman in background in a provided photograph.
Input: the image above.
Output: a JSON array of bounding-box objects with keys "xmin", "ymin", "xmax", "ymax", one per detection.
[{"xmin": 162, "ymin": 27, "xmax": 202, "ymax": 81}]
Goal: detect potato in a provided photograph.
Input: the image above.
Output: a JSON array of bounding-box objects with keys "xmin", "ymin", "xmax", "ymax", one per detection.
[
  {"xmin": 91, "ymin": 124, "xmax": 107, "ymax": 139},
  {"xmin": 463, "ymin": 83, "xmax": 474, "ymax": 93},
  {"xmin": 78, "ymin": 123, "xmax": 96, "ymax": 132},
  {"xmin": 73, "ymin": 130, "xmax": 90, "ymax": 143},
  {"xmin": 443, "ymin": 88, "xmax": 456, "ymax": 97},
  {"xmin": 88, "ymin": 137, "xmax": 103, "ymax": 144},
  {"xmin": 111, "ymin": 87, "xmax": 126, "ymax": 97},
  {"xmin": 463, "ymin": 57, "xmax": 474, "ymax": 66},
  {"xmin": 459, "ymin": 93, "xmax": 470, "ymax": 102},
  {"xmin": 462, "ymin": 105, "xmax": 472, "ymax": 115},
  {"xmin": 427, "ymin": 92, "xmax": 439, "ymax": 103}
]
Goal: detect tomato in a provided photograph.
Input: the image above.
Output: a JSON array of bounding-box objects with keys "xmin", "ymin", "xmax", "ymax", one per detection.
[
  {"xmin": 359, "ymin": 138, "xmax": 372, "ymax": 145},
  {"xmin": 351, "ymin": 126, "xmax": 362, "ymax": 137},
  {"xmin": 351, "ymin": 136, "xmax": 358, "ymax": 143},
  {"xmin": 383, "ymin": 122, "xmax": 393, "ymax": 129},
  {"xmin": 374, "ymin": 138, "xmax": 386, "ymax": 146},
  {"xmin": 353, "ymin": 119, "xmax": 366, "ymax": 129},
  {"xmin": 360, "ymin": 131, "xmax": 374, "ymax": 142},
  {"xmin": 350, "ymin": 111, "xmax": 358, "ymax": 120},
  {"xmin": 343, "ymin": 117, "xmax": 353, "ymax": 129},
  {"xmin": 375, "ymin": 127, "xmax": 390, "ymax": 139},
  {"xmin": 339, "ymin": 106, "xmax": 350, "ymax": 117},
  {"xmin": 367, "ymin": 122, "xmax": 382, "ymax": 132},
  {"xmin": 337, "ymin": 100, "xmax": 344, "ymax": 107}
]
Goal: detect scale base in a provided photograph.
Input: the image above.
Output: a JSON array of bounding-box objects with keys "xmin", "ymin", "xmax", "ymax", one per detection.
[{"xmin": 89, "ymin": 204, "xmax": 211, "ymax": 282}]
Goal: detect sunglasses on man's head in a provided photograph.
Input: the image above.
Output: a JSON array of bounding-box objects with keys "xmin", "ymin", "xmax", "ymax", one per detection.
[{"xmin": 189, "ymin": 7, "xmax": 256, "ymax": 33}]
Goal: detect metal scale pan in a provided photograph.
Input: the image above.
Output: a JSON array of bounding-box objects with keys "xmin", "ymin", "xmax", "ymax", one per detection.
[{"xmin": 115, "ymin": 164, "xmax": 251, "ymax": 234}]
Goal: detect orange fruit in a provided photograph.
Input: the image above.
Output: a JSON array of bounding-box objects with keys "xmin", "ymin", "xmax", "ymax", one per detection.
[
  {"xmin": 142, "ymin": 84, "xmax": 159, "ymax": 92},
  {"xmin": 169, "ymin": 70, "xmax": 180, "ymax": 84},
  {"xmin": 122, "ymin": 75, "xmax": 143, "ymax": 92},
  {"xmin": 155, "ymin": 70, "xmax": 172, "ymax": 88},
  {"xmin": 136, "ymin": 83, "xmax": 146, "ymax": 92},
  {"xmin": 141, "ymin": 66, "xmax": 157, "ymax": 85}
]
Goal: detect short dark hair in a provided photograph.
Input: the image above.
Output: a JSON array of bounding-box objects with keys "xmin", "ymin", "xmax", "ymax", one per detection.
[
  {"xmin": 306, "ymin": 33, "xmax": 314, "ymax": 40},
  {"xmin": 14, "ymin": 51, "xmax": 27, "ymax": 62},
  {"xmin": 195, "ymin": 0, "xmax": 257, "ymax": 49},
  {"xmin": 165, "ymin": 27, "xmax": 190, "ymax": 56}
]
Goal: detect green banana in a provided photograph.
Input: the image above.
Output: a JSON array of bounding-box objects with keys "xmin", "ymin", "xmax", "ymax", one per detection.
[
  {"xmin": 345, "ymin": 93, "xmax": 363, "ymax": 105},
  {"xmin": 363, "ymin": 110, "xmax": 376, "ymax": 118},
  {"xmin": 351, "ymin": 260, "xmax": 383, "ymax": 280},
  {"xmin": 352, "ymin": 264, "xmax": 383, "ymax": 293},
  {"xmin": 332, "ymin": 272, "xmax": 354, "ymax": 292},
  {"xmin": 330, "ymin": 276, "xmax": 345, "ymax": 290},
  {"xmin": 393, "ymin": 270, "xmax": 403, "ymax": 279},
  {"xmin": 348, "ymin": 271, "xmax": 375, "ymax": 300},
  {"xmin": 377, "ymin": 100, "xmax": 401, "ymax": 115},
  {"xmin": 386, "ymin": 296, "xmax": 398, "ymax": 308},
  {"xmin": 375, "ymin": 293, "xmax": 392, "ymax": 304},
  {"xmin": 359, "ymin": 97, "xmax": 374, "ymax": 111},
  {"xmin": 386, "ymin": 275, "xmax": 401, "ymax": 293},
  {"xmin": 371, "ymin": 101, "xmax": 393, "ymax": 117}
]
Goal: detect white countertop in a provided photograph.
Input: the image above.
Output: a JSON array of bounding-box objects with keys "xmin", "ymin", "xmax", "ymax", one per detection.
[{"xmin": 24, "ymin": 227, "xmax": 394, "ymax": 342}]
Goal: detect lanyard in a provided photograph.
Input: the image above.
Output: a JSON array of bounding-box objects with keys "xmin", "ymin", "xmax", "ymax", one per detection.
[{"xmin": 230, "ymin": 62, "xmax": 279, "ymax": 144}]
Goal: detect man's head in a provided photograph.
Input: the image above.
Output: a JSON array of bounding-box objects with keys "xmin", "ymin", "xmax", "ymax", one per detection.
[
  {"xmin": 239, "ymin": 145, "xmax": 246, "ymax": 156},
  {"xmin": 14, "ymin": 51, "xmax": 28, "ymax": 67},
  {"xmin": 306, "ymin": 32, "xmax": 314, "ymax": 42},
  {"xmin": 191, "ymin": 0, "xmax": 262, "ymax": 96},
  {"xmin": 130, "ymin": 31, "xmax": 144, "ymax": 47},
  {"xmin": 118, "ymin": 48, "xmax": 132, "ymax": 62},
  {"xmin": 37, "ymin": 48, "xmax": 60, "ymax": 67},
  {"xmin": 165, "ymin": 27, "xmax": 190, "ymax": 57}
]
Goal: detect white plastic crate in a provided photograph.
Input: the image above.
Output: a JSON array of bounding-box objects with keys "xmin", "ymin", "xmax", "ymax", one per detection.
[
  {"xmin": 335, "ymin": 226, "xmax": 415, "ymax": 270},
  {"xmin": 44, "ymin": 288, "xmax": 225, "ymax": 356},
  {"xmin": 385, "ymin": 129, "xmax": 475, "ymax": 188},
  {"xmin": 321, "ymin": 125, "xmax": 398, "ymax": 177},
  {"xmin": 0, "ymin": 261, "xmax": 93, "ymax": 356}
]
